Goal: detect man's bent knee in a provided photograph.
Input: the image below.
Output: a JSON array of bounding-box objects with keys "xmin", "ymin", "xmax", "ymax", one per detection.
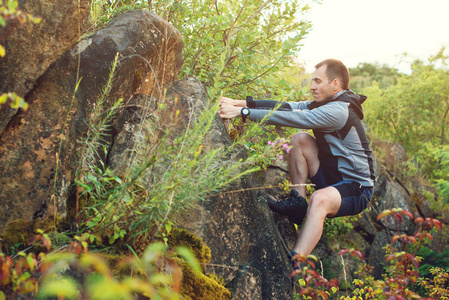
[
  {"xmin": 290, "ymin": 132, "xmax": 316, "ymax": 148},
  {"xmin": 289, "ymin": 132, "xmax": 320, "ymax": 177},
  {"xmin": 308, "ymin": 187, "xmax": 342, "ymax": 217}
]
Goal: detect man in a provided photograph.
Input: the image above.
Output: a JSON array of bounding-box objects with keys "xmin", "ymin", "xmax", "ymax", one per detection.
[{"xmin": 218, "ymin": 59, "xmax": 374, "ymax": 268}]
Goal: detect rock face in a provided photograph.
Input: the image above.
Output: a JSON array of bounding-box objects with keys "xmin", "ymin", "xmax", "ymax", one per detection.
[
  {"xmin": 0, "ymin": 0, "xmax": 92, "ymax": 132},
  {"xmin": 164, "ymin": 77, "xmax": 293, "ymax": 299},
  {"xmin": 0, "ymin": 7, "xmax": 292, "ymax": 297},
  {"xmin": 371, "ymin": 171, "xmax": 418, "ymax": 233},
  {"xmin": 0, "ymin": 10, "xmax": 183, "ymax": 231}
]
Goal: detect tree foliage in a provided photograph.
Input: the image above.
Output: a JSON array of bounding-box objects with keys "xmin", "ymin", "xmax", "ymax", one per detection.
[
  {"xmin": 349, "ymin": 62, "xmax": 400, "ymax": 92},
  {"xmin": 362, "ymin": 49, "xmax": 449, "ymax": 204},
  {"xmin": 90, "ymin": 0, "xmax": 313, "ymax": 100}
]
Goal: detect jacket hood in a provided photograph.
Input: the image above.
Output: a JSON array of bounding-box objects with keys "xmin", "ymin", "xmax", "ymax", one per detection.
[{"xmin": 308, "ymin": 90, "xmax": 366, "ymax": 120}]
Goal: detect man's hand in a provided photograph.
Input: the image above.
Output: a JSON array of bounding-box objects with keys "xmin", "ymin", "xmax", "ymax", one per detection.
[
  {"xmin": 218, "ymin": 102, "xmax": 241, "ymax": 119},
  {"xmin": 218, "ymin": 96, "xmax": 246, "ymax": 120}
]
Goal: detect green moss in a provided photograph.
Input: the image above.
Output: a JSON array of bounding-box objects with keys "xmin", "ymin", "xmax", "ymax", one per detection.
[
  {"xmin": 95, "ymin": 252, "xmax": 131, "ymax": 277},
  {"xmin": 0, "ymin": 217, "xmax": 65, "ymax": 255},
  {"xmin": 1, "ymin": 219, "xmax": 36, "ymax": 254},
  {"xmin": 167, "ymin": 227, "xmax": 211, "ymax": 264},
  {"xmin": 177, "ymin": 259, "xmax": 231, "ymax": 300},
  {"xmin": 168, "ymin": 228, "xmax": 230, "ymax": 300}
]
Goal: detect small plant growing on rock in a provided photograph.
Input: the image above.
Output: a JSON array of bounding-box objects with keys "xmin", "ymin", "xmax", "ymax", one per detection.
[
  {"xmin": 290, "ymin": 208, "xmax": 444, "ymax": 299},
  {"xmin": 336, "ymin": 209, "xmax": 442, "ymax": 300},
  {"xmin": 290, "ymin": 253, "xmax": 339, "ymax": 299}
]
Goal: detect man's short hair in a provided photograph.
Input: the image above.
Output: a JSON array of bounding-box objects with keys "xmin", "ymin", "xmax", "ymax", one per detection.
[{"xmin": 315, "ymin": 59, "xmax": 350, "ymax": 90}]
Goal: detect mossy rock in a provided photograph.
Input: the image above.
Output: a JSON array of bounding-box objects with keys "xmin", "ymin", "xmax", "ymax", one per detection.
[
  {"xmin": 167, "ymin": 228, "xmax": 231, "ymax": 299},
  {"xmin": 177, "ymin": 259, "xmax": 231, "ymax": 300},
  {"xmin": 167, "ymin": 227, "xmax": 211, "ymax": 264},
  {"xmin": 0, "ymin": 217, "xmax": 60, "ymax": 254}
]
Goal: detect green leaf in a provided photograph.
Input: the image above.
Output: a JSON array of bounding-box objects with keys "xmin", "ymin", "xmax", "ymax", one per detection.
[
  {"xmin": 38, "ymin": 277, "xmax": 79, "ymax": 299},
  {"xmin": 279, "ymin": 78, "xmax": 287, "ymax": 87},
  {"xmin": 86, "ymin": 220, "xmax": 98, "ymax": 228},
  {"xmin": 7, "ymin": 0, "xmax": 18, "ymax": 11}
]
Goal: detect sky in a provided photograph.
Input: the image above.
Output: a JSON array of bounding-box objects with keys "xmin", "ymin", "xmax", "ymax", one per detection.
[{"xmin": 298, "ymin": 0, "xmax": 449, "ymax": 74}]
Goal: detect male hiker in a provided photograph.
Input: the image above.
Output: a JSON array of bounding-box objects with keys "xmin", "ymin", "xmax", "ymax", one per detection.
[{"xmin": 218, "ymin": 59, "xmax": 374, "ymax": 268}]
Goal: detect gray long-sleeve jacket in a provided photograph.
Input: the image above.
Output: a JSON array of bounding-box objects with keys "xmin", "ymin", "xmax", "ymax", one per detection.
[{"xmin": 247, "ymin": 90, "xmax": 375, "ymax": 187}]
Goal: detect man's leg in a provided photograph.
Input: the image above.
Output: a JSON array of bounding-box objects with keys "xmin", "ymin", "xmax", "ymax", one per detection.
[
  {"xmin": 268, "ymin": 132, "xmax": 321, "ymax": 229},
  {"xmin": 293, "ymin": 187, "xmax": 342, "ymax": 256},
  {"xmin": 288, "ymin": 132, "xmax": 320, "ymax": 198}
]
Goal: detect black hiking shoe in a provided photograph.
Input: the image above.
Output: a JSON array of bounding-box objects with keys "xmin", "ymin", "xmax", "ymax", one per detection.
[{"xmin": 267, "ymin": 189, "xmax": 308, "ymax": 225}]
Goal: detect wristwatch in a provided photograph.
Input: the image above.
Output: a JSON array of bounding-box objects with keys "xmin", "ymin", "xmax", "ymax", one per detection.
[{"xmin": 241, "ymin": 107, "xmax": 250, "ymax": 123}]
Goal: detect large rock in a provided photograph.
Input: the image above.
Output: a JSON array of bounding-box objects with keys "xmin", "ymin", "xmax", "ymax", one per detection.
[
  {"xmin": 370, "ymin": 170, "xmax": 419, "ymax": 233},
  {"xmin": 366, "ymin": 230, "xmax": 391, "ymax": 278},
  {"xmin": 105, "ymin": 76, "xmax": 294, "ymax": 298},
  {"xmin": 0, "ymin": 10, "xmax": 183, "ymax": 231},
  {"xmin": 0, "ymin": 0, "xmax": 91, "ymax": 132},
  {"xmin": 165, "ymin": 77, "xmax": 293, "ymax": 299}
]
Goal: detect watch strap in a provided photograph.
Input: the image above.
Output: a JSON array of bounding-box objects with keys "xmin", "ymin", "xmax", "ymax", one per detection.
[{"xmin": 241, "ymin": 107, "xmax": 250, "ymax": 123}]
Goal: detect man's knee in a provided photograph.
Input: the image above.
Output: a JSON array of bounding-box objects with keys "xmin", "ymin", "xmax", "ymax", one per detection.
[
  {"xmin": 290, "ymin": 132, "xmax": 315, "ymax": 148},
  {"xmin": 308, "ymin": 188, "xmax": 341, "ymax": 217},
  {"xmin": 289, "ymin": 132, "xmax": 319, "ymax": 175},
  {"xmin": 308, "ymin": 193, "xmax": 328, "ymax": 214}
]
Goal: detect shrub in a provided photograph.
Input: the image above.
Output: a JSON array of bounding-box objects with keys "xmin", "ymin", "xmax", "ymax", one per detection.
[{"xmin": 290, "ymin": 208, "xmax": 443, "ymax": 299}]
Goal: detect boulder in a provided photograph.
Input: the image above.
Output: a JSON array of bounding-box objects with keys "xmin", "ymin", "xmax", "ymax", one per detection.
[
  {"xmin": 165, "ymin": 77, "xmax": 293, "ymax": 299},
  {"xmin": 366, "ymin": 230, "xmax": 389, "ymax": 278},
  {"xmin": 0, "ymin": 10, "xmax": 183, "ymax": 231},
  {"xmin": 107, "ymin": 76, "xmax": 295, "ymax": 298},
  {"xmin": 0, "ymin": 0, "xmax": 91, "ymax": 133},
  {"xmin": 370, "ymin": 170, "xmax": 419, "ymax": 234}
]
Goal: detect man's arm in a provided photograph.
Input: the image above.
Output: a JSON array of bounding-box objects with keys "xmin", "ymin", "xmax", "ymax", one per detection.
[
  {"xmin": 218, "ymin": 96, "xmax": 293, "ymax": 120},
  {"xmin": 249, "ymin": 101, "xmax": 349, "ymax": 130},
  {"xmin": 218, "ymin": 97, "xmax": 245, "ymax": 119},
  {"xmin": 220, "ymin": 97, "xmax": 246, "ymax": 107}
]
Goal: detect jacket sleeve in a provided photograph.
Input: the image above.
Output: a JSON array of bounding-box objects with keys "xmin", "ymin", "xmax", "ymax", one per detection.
[
  {"xmin": 246, "ymin": 96, "xmax": 310, "ymax": 110},
  {"xmin": 248, "ymin": 101, "xmax": 349, "ymax": 131}
]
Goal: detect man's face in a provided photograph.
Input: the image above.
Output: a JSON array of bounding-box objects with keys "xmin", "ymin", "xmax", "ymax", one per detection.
[{"xmin": 310, "ymin": 65, "xmax": 337, "ymax": 102}]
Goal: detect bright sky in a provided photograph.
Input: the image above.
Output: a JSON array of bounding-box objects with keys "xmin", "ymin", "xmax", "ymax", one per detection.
[{"xmin": 298, "ymin": 0, "xmax": 449, "ymax": 74}]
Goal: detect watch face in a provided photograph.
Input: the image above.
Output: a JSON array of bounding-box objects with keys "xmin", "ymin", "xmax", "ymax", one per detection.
[{"xmin": 242, "ymin": 108, "xmax": 249, "ymax": 115}]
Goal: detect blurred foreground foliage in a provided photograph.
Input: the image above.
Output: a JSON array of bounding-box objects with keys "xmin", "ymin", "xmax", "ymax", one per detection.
[{"xmin": 0, "ymin": 230, "xmax": 206, "ymax": 300}]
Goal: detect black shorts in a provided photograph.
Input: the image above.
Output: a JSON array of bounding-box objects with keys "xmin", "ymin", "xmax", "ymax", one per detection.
[{"xmin": 309, "ymin": 166, "xmax": 373, "ymax": 218}]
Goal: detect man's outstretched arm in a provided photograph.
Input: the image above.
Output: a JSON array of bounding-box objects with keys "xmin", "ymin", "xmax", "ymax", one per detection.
[{"xmin": 218, "ymin": 97, "xmax": 244, "ymax": 119}]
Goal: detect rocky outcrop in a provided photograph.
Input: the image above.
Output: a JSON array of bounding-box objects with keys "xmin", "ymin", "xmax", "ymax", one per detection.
[
  {"xmin": 164, "ymin": 77, "xmax": 294, "ymax": 299},
  {"xmin": 0, "ymin": 10, "xmax": 183, "ymax": 231},
  {"xmin": 0, "ymin": 0, "xmax": 92, "ymax": 132},
  {"xmin": 0, "ymin": 7, "xmax": 293, "ymax": 297}
]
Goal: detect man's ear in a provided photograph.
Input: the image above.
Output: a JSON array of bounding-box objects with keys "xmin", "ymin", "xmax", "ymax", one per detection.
[{"xmin": 333, "ymin": 78, "xmax": 341, "ymax": 91}]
